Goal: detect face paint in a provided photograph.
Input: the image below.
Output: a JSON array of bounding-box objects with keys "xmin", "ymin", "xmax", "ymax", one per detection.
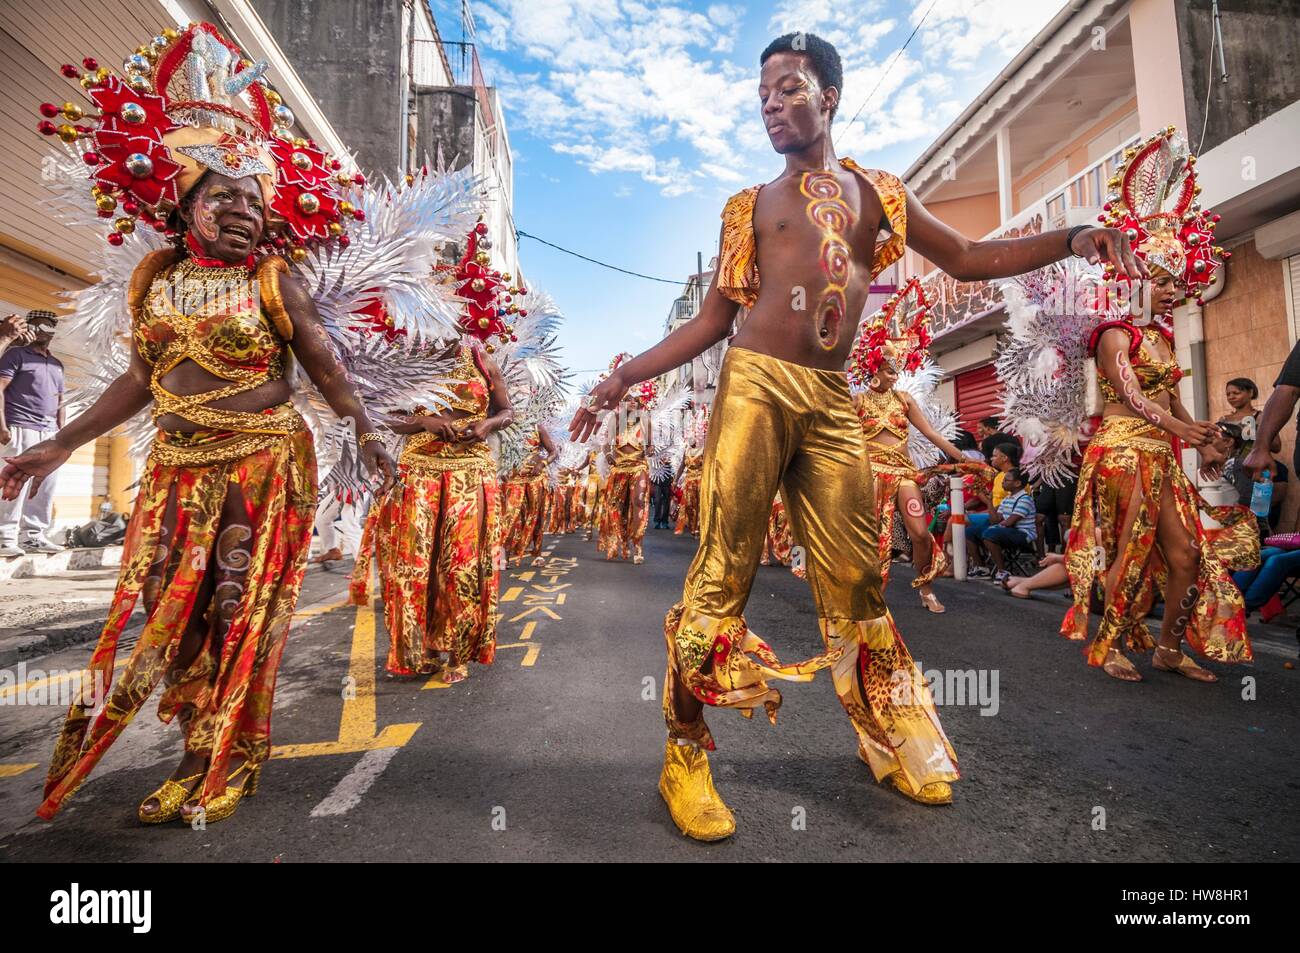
[
  {"xmin": 786, "ymin": 76, "xmax": 813, "ymax": 107},
  {"xmin": 799, "ymin": 171, "xmax": 855, "ymax": 350},
  {"xmin": 192, "ymin": 189, "xmax": 222, "ymax": 244}
]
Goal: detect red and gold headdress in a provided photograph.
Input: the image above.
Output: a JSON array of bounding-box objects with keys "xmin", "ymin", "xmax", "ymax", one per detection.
[
  {"xmin": 37, "ymin": 22, "xmax": 362, "ymax": 257},
  {"xmin": 1097, "ymin": 127, "xmax": 1228, "ymax": 298},
  {"xmin": 847, "ymin": 276, "xmax": 933, "ymax": 387},
  {"xmin": 430, "ymin": 220, "xmax": 527, "ymax": 349}
]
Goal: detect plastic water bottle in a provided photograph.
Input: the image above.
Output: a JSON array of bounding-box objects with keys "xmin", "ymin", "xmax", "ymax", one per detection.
[{"xmin": 1250, "ymin": 471, "xmax": 1273, "ymax": 518}]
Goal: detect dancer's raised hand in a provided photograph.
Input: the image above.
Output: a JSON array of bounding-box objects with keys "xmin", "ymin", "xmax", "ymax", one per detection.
[{"xmin": 570, "ymin": 371, "xmax": 627, "ymax": 443}]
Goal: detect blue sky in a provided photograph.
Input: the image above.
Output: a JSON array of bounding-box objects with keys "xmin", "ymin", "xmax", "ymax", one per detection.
[{"xmin": 427, "ymin": 0, "xmax": 1063, "ymax": 379}]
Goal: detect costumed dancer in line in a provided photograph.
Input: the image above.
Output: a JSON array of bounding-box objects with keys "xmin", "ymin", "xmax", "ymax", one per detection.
[
  {"xmin": 0, "ymin": 24, "xmax": 526, "ymax": 823},
  {"xmin": 595, "ymin": 354, "xmax": 655, "ymax": 563},
  {"xmin": 759, "ymin": 491, "xmax": 795, "ymax": 566},
  {"xmin": 1051, "ymin": 129, "xmax": 1253, "ymax": 681},
  {"xmin": 545, "ymin": 428, "xmax": 590, "ymax": 535},
  {"xmin": 501, "ymin": 424, "xmax": 558, "ymax": 564},
  {"xmin": 848, "ymin": 277, "xmax": 963, "ymax": 612},
  {"xmin": 577, "ymin": 447, "xmax": 602, "ymax": 540},
  {"xmin": 492, "ymin": 286, "xmax": 569, "ymax": 566},
  {"xmin": 673, "ymin": 409, "xmax": 707, "ymax": 537},
  {"xmin": 350, "ymin": 220, "xmax": 518, "ymax": 684},
  {"xmin": 572, "ymin": 34, "xmax": 1146, "ymax": 840}
]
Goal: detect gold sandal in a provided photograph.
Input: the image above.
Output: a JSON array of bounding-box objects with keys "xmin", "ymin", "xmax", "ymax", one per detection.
[
  {"xmin": 1102, "ymin": 648, "xmax": 1143, "ymax": 682},
  {"xmin": 182, "ymin": 761, "xmax": 261, "ymax": 825},
  {"xmin": 1152, "ymin": 644, "xmax": 1217, "ymax": 683},
  {"xmin": 138, "ymin": 772, "xmax": 204, "ymax": 825}
]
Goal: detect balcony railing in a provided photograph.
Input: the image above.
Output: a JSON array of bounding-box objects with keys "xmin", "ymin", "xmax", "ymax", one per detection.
[{"xmin": 923, "ymin": 134, "xmax": 1141, "ymax": 340}]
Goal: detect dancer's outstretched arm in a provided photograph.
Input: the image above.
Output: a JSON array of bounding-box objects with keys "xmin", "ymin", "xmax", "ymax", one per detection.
[
  {"xmin": 905, "ymin": 186, "xmax": 1147, "ymax": 282},
  {"xmin": 281, "ymin": 273, "xmax": 397, "ymax": 493},
  {"xmin": 900, "ymin": 392, "xmax": 963, "ymax": 462},
  {"xmin": 571, "ymin": 228, "xmax": 739, "ymax": 442}
]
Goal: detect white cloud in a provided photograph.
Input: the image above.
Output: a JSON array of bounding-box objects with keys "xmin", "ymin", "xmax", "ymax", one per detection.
[{"xmin": 475, "ymin": 0, "xmax": 1063, "ymax": 197}]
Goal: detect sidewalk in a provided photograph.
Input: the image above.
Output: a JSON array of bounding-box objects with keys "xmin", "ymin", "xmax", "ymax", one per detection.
[{"xmin": 0, "ymin": 545, "xmax": 351, "ymax": 667}]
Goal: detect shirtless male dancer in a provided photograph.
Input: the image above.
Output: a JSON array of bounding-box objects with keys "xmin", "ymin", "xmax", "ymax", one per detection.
[{"xmin": 570, "ymin": 32, "xmax": 1145, "ymax": 842}]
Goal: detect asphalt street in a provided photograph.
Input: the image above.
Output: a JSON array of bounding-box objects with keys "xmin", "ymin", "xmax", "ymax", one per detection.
[{"xmin": 1, "ymin": 528, "xmax": 1298, "ymax": 862}]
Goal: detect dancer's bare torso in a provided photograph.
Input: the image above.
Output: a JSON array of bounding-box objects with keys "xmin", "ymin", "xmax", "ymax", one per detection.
[{"xmin": 730, "ymin": 166, "xmax": 888, "ymax": 372}]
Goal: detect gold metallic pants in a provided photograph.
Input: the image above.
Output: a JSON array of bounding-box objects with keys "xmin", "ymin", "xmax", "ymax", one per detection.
[{"xmin": 664, "ymin": 348, "xmax": 957, "ymax": 792}]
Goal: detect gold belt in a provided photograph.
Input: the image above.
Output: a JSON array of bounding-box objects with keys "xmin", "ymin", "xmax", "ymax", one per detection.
[
  {"xmin": 148, "ymin": 426, "xmax": 302, "ymax": 468},
  {"xmin": 867, "ymin": 440, "xmax": 916, "ymax": 477},
  {"xmin": 1091, "ymin": 415, "xmax": 1175, "ymax": 455}
]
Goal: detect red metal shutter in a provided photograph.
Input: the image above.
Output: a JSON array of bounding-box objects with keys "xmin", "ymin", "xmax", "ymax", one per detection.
[{"xmin": 954, "ymin": 363, "xmax": 1003, "ymax": 436}]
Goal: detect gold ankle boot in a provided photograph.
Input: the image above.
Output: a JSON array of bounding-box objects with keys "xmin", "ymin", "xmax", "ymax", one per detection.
[
  {"xmin": 658, "ymin": 740, "xmax": 735, "ymax": 841},
  {"xmin": 889, "ymin": 771, "xmax": 952, "ymax": 806}
]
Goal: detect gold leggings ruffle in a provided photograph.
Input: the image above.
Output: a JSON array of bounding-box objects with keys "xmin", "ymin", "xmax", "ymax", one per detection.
[{"xmin": 663, "ymin": 347, "xmax": 957, "ymax": 790}]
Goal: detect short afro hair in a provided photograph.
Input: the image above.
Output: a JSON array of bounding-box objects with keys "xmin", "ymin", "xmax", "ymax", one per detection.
[{"xmin": 760, "ymin": 33, "xmax": 844, "ymax": 117}]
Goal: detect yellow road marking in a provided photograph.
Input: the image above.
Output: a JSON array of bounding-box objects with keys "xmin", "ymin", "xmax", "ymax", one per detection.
[
  {"xmin": 497, "ymin": 642, "xmax": 541, "ymax": 666},
  {"xmin": 519, "ymin": 621, "xmax": 537, "ymax": 641},
  {"xmin": 293, "ymin": 599, "xmax": 349, "ymax": 620},
  {"xmin": 0, "ymin": 763, "xmax": 38, "ymax": 778},
  {"xmin": 501, "ymin": 586, "xmax": 524, "ymax": 602},
  {"xmin": 272, "ymin": 601, "xmax": 421, "ymax": 759},
  {"xmin": 509, "ymin": 606, "xmax": 561, "ymax": 622},
  {"xmin": 516, "ymin": 571, "xmax": 535, "ymax": 582}
]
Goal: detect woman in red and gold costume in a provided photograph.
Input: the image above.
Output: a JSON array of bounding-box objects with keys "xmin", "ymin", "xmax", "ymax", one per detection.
[
  {"xmin": 3, "ymin": 23, "xmax": 402, "ymax": 824},
  {"xmin": 357, "ymin": 337, "xmax": 512, "ymax": 684},
  {"xmin": 673, "ymin": 422, "xmax": 706, "ymax": 538},
  {"xmin": 502, "ymin": 426, "xmax": 558, "ymax": 565},
  {"xmin": 759, "ymin": 492, "xmax": 794, "ymax": 566},
  {"xmin": 548, "ymin": 464, "xmax": 581, "ymax": 535},
  {"xmin": 577, "ymin": 448, "xmax": 602, "ymax": 540},
  {"xmin": 596, "ymin": 354, "xmax": 654, "ymax": 563},
  {"xmin": 1063, "ymin": 129, "xmax": 1255, "ymax": 682},
  {"xmin": 848, "ymin": 280, "xmax": 963, "ymax": 613}
]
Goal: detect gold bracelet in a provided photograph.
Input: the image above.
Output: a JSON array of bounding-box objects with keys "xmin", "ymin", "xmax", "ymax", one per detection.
[{"xmin": 358, "ymin": 432, "xmax": 385, "ymax": 446}]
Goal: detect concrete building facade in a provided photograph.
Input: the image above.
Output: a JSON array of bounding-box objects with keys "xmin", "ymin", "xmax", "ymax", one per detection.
[{"xmin": 252, "ymin": 0, "xmax": 519, "ymax": 278}]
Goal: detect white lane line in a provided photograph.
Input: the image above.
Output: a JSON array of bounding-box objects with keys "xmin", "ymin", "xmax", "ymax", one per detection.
[{"xmin": 309, "ymin": 747, "xmax": 401, "ymax": 818}]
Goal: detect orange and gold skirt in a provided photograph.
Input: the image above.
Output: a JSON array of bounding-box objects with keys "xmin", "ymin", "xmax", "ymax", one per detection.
[
  {"xmin": 1062, "ymin": 416, "xmax": 1257, "ymax": 665},
  {"xmin": 38, "ymin": 425, "xmax": 316, "ymax": 819}
]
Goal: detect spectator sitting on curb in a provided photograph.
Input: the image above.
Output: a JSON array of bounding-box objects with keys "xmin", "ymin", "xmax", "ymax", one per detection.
[
  {"xmin": 1001, "ymin": 552, "xmax": 1069, "ymax": 599},
  {"xmin": 964, "ymin": 441, "xmax": 1020, "ymax": 577},
  {"xmin": 1233, "ymin": 544, "xmax": 1300, "ymax": 623},
  {"xmin": 982, "ymin": 466, "xmax": 1036, "ymax": 584}
]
